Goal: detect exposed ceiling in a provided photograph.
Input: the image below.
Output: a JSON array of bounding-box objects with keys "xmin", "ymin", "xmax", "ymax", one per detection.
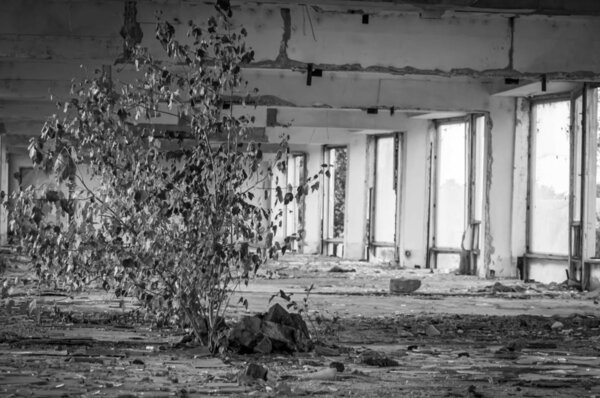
[{"xmin": 244, "ymin": 0, "xmax": 600, "ymax": 16}]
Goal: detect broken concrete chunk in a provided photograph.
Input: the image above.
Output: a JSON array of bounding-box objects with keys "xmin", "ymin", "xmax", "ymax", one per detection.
[
  {"xmin": 491, "ymin": 282, "xmax": 527, "ymax": 293},
  {"xmin": 314, "ymin": 345, "xmax": 341, "ymax": 356},
  {"xmin": 289, "ymin": 312, "xmax": 311, "ymax": 338},
  {"xmin": 329, "ymin": 265, "xmax": 356, "ymax": 273},
  {"xmin": 425, "ymin": 325, "xmax": 441, "ymax": 337},
  {"xmin": 359, "ymin": 350, "xmax": 399, "ymax": 367},
  {"xmin": 238, "ymin": 363, "xmax": 268, "ymax": 385},
  {"xmin": 301, "ymin": 367, "xmax": 337, "ymax": 380},
  {"xmin": 261, "ymin": 320, "xmax": 297, "ymax": 352},
  {"xmin": 389, "ymin": 278, "xmax": 421, "ymax": 294},
  {"xmin": 264, "ymin": 303, "xmax": 310, "ymax": 337},
  {"xmin": 253, "ymin": 336, "xmax": 272, "ymax": 354},
  {"xmin": 228, "ymin": 304, "xmax": 312, "ymax": 354},
  {"xmin": 264, "ymin": 303, "xmax": 290, "ymax": 325},
  {"xmin": 398, "ymin": 329, "xmax": 414, "ymax": 338},
  {"xmin": 329, "ymin": 361, "xmax": 345, "ymax": 372},
  {"xmin": 228, "ymin": 316, "xmax": 263, "ymax": 352},
  {"xmin": 551, "ymin": 321, "xmax": 564, "ymax": 330}
]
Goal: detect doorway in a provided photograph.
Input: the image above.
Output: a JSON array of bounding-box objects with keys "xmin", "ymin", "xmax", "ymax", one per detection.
[
  {"xmin": 322, "ymin": 146, "xmax": 348, "ymax": 257},
  {"xmin": 526, "ymin": 98, "xmax": 578, "ymax": 283},
  {"xmin": 429, "ymin": 115, "xmax": 486, "ymax": 274},
  {"xmin": 368, "ymin": 133, "xmax": 403, "ymax": 262},
  {"xmin": 284, "ymin": 154, "xmax": 306, "ymax": 253}
]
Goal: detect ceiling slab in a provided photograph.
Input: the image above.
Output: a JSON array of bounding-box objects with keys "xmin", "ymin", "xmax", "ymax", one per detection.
[
  {"xmin": 242, "ymin": 0, "xmax": 600, "ymax": 16},
  {"xmin": 493, "ymin": 81, "xmax": 581, "ymax": 97}
]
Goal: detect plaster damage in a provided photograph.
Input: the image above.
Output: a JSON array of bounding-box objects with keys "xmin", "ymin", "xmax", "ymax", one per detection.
[
  {"xmin": 1, "ymin": 0, "xmax": 600, "ymax": 283},
  {"xmin": 119, "ymin": 1, "xmax": 143, "ymax": 61}
]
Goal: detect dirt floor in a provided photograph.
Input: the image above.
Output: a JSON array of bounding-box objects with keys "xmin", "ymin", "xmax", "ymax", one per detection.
[{"xmin": 2, "ymin": 253, "xmax": 600, "ymax": 397}]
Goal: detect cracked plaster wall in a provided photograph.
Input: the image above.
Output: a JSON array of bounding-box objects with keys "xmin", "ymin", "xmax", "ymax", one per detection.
[
  {"xmin": 486, "ymin": 97, "xmax": 516, "ymax": 277},
  {"xmin": 5, "ymin": 1, "xmax": 600, "ymax": 276}
]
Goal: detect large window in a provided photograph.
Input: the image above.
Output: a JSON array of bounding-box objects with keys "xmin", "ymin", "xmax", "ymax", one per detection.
[
  {"xmin": 435, "ymin": 122, "xmax": 467, "ymax": 249},
  {"xmin": 430, "ymin": 116, "xmax": 486, "ymax": 274},
  {"xmin": 529, "ymin": 100, "xmax": 571, "ymax": 255},
  {"xmin": 322, "ymin": 146, "xmax": 347, "ymax": 256},
  {"xmin": 369, "ymin": 133, "xmax": 402, "ymax": 262}
]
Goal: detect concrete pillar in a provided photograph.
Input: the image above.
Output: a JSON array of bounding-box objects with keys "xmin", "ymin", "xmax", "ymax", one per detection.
[{"xmin": 0, "ymin": 135, "xmax": 8, "ymax": 245}]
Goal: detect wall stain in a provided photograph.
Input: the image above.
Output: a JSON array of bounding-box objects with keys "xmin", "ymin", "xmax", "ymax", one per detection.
[
  {"xmin": 484, "ymin": 113, "xmax": 495, "ymax": 277},
  {"xmin": 507, "ymin": 16, "xmax": 515, "ymax": 70},
  {"xmin": 118, "ymin": 1, "xmax": 143, "ymax": 63},
  {"xmin": 250, "ymin": 60, "xmax": 600, "ymax": 82},
  {"xmin": 276, "ymin": 8, "xmax": 292, "ymax": 64}
]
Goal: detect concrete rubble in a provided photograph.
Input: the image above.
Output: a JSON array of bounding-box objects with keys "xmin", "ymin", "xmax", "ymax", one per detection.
[{"xmin": 228, "ymin": 303, "xmax": 312, "ymax": 354}]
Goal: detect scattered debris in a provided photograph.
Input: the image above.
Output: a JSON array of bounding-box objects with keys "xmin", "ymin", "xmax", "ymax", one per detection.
[
  {"xmin": 358, "ymin": 350, "xmax": 399, "ymax": 367},
  {"xmin": 238, "ymin": 363, "xmax": 268, "ymax": 385},
  {"xmin": 329, "ymin": 265, "xmax": 356, "ymax": 273},
  {"xmin": 314, "ymin": 344, "xmax": 341, "ymax": 356},
  {"xmin": 329, "ymin": 361, "xmax": 345, "ymax": 372},
  {"xmin": 301, "ymin": 367, "xmax": 337, "ymax": 380},
  {"xmin": 398, "ymin": 329, "xmax": 414, "ymax": 338},
  {"xmin": 426, "ymin": 324, "xmax": 441, "ymax": 337},
  {"xmin": 467, "ymin": 384, "xmax": 484, "ymax": 398},
  {"xmin": 389, "ymin": 278, "xmax": 422, "ymax": 294},
  {"xmin": 493, "ymin": 340, "xmax": 523, "ymax": 360},
  {"xmin": 551, "ymin": 321, "xmax": 564, "ymax": 330},
  {"xmin": 479, "ymin": 282, "xmax": 527, "ymax": 293},
  {"xmin": 228, "ymin": 303, "xmax": 312, "ymax": 354}
]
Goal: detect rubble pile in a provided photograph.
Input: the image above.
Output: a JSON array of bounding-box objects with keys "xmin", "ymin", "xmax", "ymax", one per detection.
[{"xmin": 228, "ymin": 303, "xmax": 313, "ymax": 354}]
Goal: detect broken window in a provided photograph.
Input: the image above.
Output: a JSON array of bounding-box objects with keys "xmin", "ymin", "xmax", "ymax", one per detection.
[
  {"xmin": 369, "ymin": 133, "xmax": 402, "ymax": 261},
  {"xmin": 284, "ymin": 154, "xmax": 306, "ymax": 252},
  {"xmin": 435, "ymin": 121, "xmax": 467, "ymax": 250},
  {"xmin": 322, "ymin": 146, "xmax": 347, "ymax": 256},
  {"xmin": 529, "ymin": 100, "xmax": 571, "ymax": 255},
  {"xmin": 430, "ymin": 116, "xmax": 486, "ymax": 274}
]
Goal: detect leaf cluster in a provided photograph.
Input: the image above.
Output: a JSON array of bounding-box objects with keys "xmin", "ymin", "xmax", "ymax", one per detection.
[{"xmin": 8, "ymin": 10, "xmax": 327, "ymax": 352}]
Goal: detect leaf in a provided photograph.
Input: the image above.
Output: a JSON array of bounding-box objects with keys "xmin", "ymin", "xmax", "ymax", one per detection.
[
  {"xmin": 283, "ymin": 192, "xmax": 293, "ymax": 205},
  {"xmin": 275, "ymin": 186, "xmax": 283, "ymax": 203},
  {"xmin": 295, "ymin": 186, "xmax": 304, "ymax": 203},
  {"xmin": 311, "ymin": 181, "xmax": 320, "ymax": 192},
  {"xmin": 279, "ymin": 289, "xmax": 292, "ymax": 302},
  {"xmin": 45, "ymin": 190, "xmax": 60, "ymax": 203},
  {"xmin": 27, "ymin": 299, "xmax": 37, "ymax": 316}
]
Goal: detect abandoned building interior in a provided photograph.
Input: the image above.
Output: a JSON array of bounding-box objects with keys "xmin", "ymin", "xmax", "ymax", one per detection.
[
  {"xmin": 3, "ymin": 0, "xmax": 600, "ymax": 288},
  {"xmin": 7, "ymin": 1, "xmax": 600, "ymax": 397}
]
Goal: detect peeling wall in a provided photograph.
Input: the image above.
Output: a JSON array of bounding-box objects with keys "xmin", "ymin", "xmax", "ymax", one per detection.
[
  {"xmin": 4, "ymin": 0, "xmax": 600, "ymax": 278},
  {"xmin": 400, "ymin": 121, "xmax": 430, "ymax": 268},
  {"xmin": 511, "ymin": 98, "xmax": 530, "ymax": 265},
  {"xmin": 487, "ymin": 97, "xmax": 517, "ymax": 277},
  {"xmin": 513, "ymin": 15, "xmax": 600, "ymax": 74}
]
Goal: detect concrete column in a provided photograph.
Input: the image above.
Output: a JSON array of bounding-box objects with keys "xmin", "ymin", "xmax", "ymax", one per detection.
[{"xmin": 0, "ymin": 135, "xmax": 8, "ymax": 245}]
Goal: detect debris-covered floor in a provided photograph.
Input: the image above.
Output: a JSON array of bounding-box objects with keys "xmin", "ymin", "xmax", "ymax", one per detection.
[{"xmin": 2, "ymin": 254, "xmax": 600, "ymax": 397}]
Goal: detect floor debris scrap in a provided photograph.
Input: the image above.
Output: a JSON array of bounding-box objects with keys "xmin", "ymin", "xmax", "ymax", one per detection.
[{"xmin": 2, "ymin": 254, "xmax": 600, "ymax": 397}]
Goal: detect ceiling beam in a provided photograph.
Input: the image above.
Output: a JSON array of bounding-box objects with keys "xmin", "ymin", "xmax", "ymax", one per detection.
[{"xmin": 240, "ymin": 0, "xmax": 600, "ymax": 16}]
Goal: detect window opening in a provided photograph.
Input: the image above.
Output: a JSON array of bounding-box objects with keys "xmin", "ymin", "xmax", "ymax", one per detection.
[
  {"xmin": 322, "ymin": 146, "xmax": 347, "ymax": 256},
  {"xmin": 529, "ymin": 100, "xmax": 571, "ymax": 255},
  {"xmin": 284, "ymin": 154, "xmax": 306, "ymax": 253},
  {"xmin": 430, "ymin": 116, "xmax": 485, "ymax": 275},
  {"xmin": 370, "ymin": 134, "xmax": 401, "ymax": 261},
  {"xmin": 435, "ymin": 122, "xmax": 467, "ymax": 250}
]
